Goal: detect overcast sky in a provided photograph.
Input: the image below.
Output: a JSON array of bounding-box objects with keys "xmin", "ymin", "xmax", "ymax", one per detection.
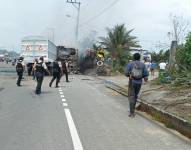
[{"xmin": 0, "ymin": 0, "xmax": 191, "ymax": 52}]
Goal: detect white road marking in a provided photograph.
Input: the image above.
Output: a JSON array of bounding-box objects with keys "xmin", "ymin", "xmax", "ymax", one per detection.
[
  {"xmin": 61, "ymin": 95, "xmax": 65, "ymax": 98},
  {"xmin": 60, "ymin": 92, "xmax": 63, "ymax": 95},
  {"xmin": 63, "ymin": 103, "xmax": 68, "ymax": 107},
  {"xmin": 65, "ymin": 109, "xmax": 84, "ymax": 150},
  {"xmin": 59, "ymin": 89, "xmax": 62, "ymax": 92},
  {"xmin": 62, "ymin": 99, "xmax": 66, "ymax": 102}
]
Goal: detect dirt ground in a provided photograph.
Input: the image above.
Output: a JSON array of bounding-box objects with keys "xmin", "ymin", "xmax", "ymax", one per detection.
[{"xmin": 140, "ymin": 81, "xmax": 191, "ymax": 123}]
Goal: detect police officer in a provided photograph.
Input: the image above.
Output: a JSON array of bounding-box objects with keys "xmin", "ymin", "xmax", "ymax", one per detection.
[
  {"xmin": 16, "ymin": 57, "xmax": 25, "ymax": 86},
  {"xmin": 49, "ymin": 60, "xmax": 62, "ymax": 88},
  {"xmin": 33, "ymin": 57, "xmax": 50, "ymax": 94},
  {"xmin": 61, "ymin": 60, "xmax": 69, "ymax": 82}
]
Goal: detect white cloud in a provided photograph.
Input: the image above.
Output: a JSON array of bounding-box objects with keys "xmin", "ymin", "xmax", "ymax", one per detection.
[{"xmin": 0, "ymin": 0, "xmax": 191, "ymax": 51}]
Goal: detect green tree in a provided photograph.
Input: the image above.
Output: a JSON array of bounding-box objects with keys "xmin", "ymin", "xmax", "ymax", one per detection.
[
  {"xmin": 176, "ymin": 32, "xmax": 191, "ymax": 70},
  {"xmin": 150, "ymin": 50, "xmax": 169, "ymax": 63},
  {"xmin": 100, "ymin": 24, "xmax": 139, "ymax": 72}
]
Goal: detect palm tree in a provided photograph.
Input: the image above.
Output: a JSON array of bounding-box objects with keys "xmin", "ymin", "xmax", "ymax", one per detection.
[{"xmin": 100, "ymin": 24, "xmax": 140, "ymax": 71}]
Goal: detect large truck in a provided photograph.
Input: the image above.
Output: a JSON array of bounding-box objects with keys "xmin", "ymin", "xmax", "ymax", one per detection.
[
  {"xmin": 57, "ymin": 46, "xmax": 78, "ymax": 73},
  {"xmin": 20, "ymin": 36, "xmax": 57, "ymax": 75}
]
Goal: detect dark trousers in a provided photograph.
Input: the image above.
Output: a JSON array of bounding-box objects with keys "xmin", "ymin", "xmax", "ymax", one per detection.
[
  {"xmin": 62, "ymin": 71, "xmax": 69, "ymax": 82},
  {"xmin": 50, "ymin": 73, "xmax": 60, "ymax": 87},
  {"xmin": 128, "ymin": 79, "xmax": 141, "ymax": 114},
  {"xmin": 17, "ymin": 72, "xmax": 23, "ymax": 86},
  {"xmin": 36, "ymin": 76, "xmax": 44, "ymax": 94}
]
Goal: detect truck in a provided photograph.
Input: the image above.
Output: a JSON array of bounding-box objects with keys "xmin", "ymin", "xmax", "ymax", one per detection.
[
  {"xmin": 57, "ymin": 46, "xmax": 78, "ymax": 73},
  {"xmin": 20, "ymin": 36, "xmax": 57, "ymax": 75}
]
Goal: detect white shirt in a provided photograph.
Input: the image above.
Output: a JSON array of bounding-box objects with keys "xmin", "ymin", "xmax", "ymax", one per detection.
[
  {"xmin": 159, "ymin": 62, "xmax": 166, "ymax": 70},
  {"xmin": 58, "ymin": 61, "xmax": 62, "ymax": 68}
]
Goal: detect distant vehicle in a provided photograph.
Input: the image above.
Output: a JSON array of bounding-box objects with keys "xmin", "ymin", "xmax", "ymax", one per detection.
[
  {"xmin": 4, "ymin": 53, "xmax": 11, "ymax": 63},
  {"xmin": 0, "ymin": 54, "xmax": 5, "ymax": 62},
  {"xmin": 20, "ymin": 36, "xmax": 57, "ymax": 75}
]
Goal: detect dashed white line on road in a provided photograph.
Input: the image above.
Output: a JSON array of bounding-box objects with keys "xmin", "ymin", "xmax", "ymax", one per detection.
[
  {"xmin": 60, "ymin": 92, "xmax": 63, "ymax": 95},
  {"xmin": 61, "ymin": 95, "xmax": 65, "ymax": 98},
  {"xmin": 62, "ymin": 99, "xmax": 66, "ymax": 102},
  {"xmin": 63, "ymin": 103, "xmax": 68, "ymax": 107},
  {"xmin": 59, "ymin": 89, "xmax": 62, "ymax": 92},
  {"xmin": 65, "ymin": 109, "xmax": 84, "ymax": 150}
]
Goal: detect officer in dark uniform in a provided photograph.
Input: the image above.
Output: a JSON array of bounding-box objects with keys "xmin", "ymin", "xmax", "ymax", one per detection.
[
  {"xmin": 16, "ymin": 57, "xmax": 25, "ymax": 86},
  {"xmin": 61, "ymin": 60, "xmax": 69, "ymax": 82},
  {"xmin": 33, "ymin": 57, "xmax": 50, "ymax": 94},
  {"xmin": 49, "ymin": 60, "xmax": 62, "ymax": 88}
]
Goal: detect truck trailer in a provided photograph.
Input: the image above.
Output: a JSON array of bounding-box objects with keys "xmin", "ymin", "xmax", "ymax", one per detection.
[{"xmin": 20, "ymin": 36, "xmax": 57, "ymax": 75}]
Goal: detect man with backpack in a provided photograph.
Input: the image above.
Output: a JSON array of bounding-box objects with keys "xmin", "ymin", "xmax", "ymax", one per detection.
[
  {"xmin": 16, "ymin": 57, "xmax": 25, "ymax": 86},
  {"xmin": 125, "ymin": 53, "xmax": 149, "ymax": 118},
  {"xmin": 49, "ymin": 60, "xmax": 62, "ymax": 88},
  {"xmin": 33, "ymin": 57, "xmax": 50, "ymax": 94}
]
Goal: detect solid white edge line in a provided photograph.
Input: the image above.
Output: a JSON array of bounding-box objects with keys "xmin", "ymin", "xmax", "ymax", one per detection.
[
  {"xmin": 63, "ymin": 103, "xmax": 68, "ymax": 107},
  {"xmin": 64, "ymin": 109, "xmax": 83, "ymax": 150}
]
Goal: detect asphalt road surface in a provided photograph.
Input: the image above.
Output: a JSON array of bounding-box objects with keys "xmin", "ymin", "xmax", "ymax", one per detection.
[{"xmin": 0, "ymin": 74, "xmax": 191, "ymax": 150}]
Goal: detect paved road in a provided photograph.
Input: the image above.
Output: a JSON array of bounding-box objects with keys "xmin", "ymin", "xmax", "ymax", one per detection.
[
  {"xmin": 0, "ymin": 62, "xmax": 17, "ymax": 77},
  {"xmin": 0, "ymin": 75, "xmax": 191, "ymax": 150}
]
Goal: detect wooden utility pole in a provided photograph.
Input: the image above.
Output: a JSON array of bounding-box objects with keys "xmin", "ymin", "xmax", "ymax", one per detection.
[
  {"xmin": 66, "ymin": 0, "xmax": 81, "ymax": 45},
  {"xmin": 169, "ymin": 40, "xmax": 177, "ymax": 73}
]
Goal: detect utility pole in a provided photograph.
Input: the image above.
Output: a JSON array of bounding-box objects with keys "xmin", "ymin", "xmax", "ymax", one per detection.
[
  {"xmin": 66, "ymin": 0, "xmax": 81, "ymax": 45},
  {"xmin": 47, "ymin": 28, "xmax": 55, "ymax": 43}
]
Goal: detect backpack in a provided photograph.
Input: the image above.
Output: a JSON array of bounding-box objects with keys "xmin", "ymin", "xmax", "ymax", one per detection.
[
  {"xmin": 131, "ymin": 62, "xmax": 143, "ymax": 80},
  {"xmin": 35, "ymin": 62, "xmax": 44, "ymax": 73},
  {"xmin": 16, "ymin": 62, "xmax": 23, "ymax": 73},
  {"xmin": 52, "ymin": 62, "xmax": 60, "ymax": 73}
]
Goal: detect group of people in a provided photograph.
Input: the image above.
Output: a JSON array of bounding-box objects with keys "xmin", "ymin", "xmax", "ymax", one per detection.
[
  {"xmin": 15, "ymin": 53, "xmax": 165, "ymax": 118},
  {"xmin": 144, "ymin": 60, "xmax": 167, "ymax": 76},
  {"xmin": 16, "ymin": 56, "xmax": 69, "ymax": 95}
]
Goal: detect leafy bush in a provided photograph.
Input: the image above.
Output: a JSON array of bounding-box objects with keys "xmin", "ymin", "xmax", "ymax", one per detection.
[
  {"xmin": 158, "ymin": 70, "xmax": 172, "ymax": 84},
  {"xmin": 176, "ymin": 33, "xmax": 191, "ymax": 71},
  {"xmin": 173, "ymin": 32, "xmax": 191, "ymax": 86}
]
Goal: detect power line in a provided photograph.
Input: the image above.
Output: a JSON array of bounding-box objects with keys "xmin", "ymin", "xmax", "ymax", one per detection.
[{"xmin": 79, "ymin": 0, "xmax": 121, "ymax": 27}]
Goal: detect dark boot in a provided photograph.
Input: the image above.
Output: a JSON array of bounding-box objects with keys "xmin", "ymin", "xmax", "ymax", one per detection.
[{"xmin": 49, "ymin": 82, "xmax": 52, "ymax": 87}]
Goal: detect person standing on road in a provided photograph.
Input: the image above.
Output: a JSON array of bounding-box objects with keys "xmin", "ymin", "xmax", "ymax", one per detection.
[
  {"xmin": 32, "ymin": 58, "xmax": 38, "ymax": 80},
  {"xmin": 33, "ymin": 57, "xmax": 50, "ymax": 94},
  {"xmin": 125, "ymin": 53, "xmax": 149, "ymax": 118},
  {"xmin": 49, "ymin": 60, "xmax": 62, "ymax": 88},
  {"xmin": 159, "ymin": 61, "xmax": 167, "ymax": 71},
  {"xmin": 150, "ymin": 61, "xmax": 157, "ymax": 76},
  {"xmin": 144, "ymin": 59, "xmax": 151, "ymax": 72},
  {"xmin": 16, "ymin": 57, "xmax": 25, "ymax": 86},
  {"xmin": 158, "ymin": 61, "xmax": 167, "ymax": 78},
  {"xmin": 61, "ymin": 60, "xmax": 69, "ymax": 82}
]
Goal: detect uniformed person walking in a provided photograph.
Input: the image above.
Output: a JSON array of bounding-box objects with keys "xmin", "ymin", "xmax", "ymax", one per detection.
[
  {"xmin": 49, "ymin": 60, "xmax": 62, "ymax": 88},
  {"xmin": 33, "ymin": 57, "xmax": 50, "ymax": 94},
  {"xmin": 16, "ymin": 57, "xmax": 25, "ymax": 86},
  {"xmin": 61, "ymin": 60, "xmax": 69, "ymax": 82}
]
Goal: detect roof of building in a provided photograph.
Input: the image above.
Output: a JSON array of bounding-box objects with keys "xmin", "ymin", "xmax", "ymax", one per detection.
[{"xmin": 21, "ymin": 36, "xmax": 48, "ymax": 41}]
